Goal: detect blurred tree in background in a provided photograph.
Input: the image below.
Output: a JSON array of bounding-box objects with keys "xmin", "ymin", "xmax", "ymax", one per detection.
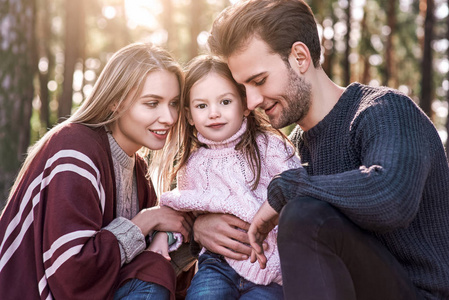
[
  {"xmin": 1, "ymin": 0, "xmax": 449, "ymax": 207},
  {"xmin": 0, "ymin": 0, "xmax": 36, "ymax": 208}
]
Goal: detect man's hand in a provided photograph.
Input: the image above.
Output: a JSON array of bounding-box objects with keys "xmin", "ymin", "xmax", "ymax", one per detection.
[
  {"xmin": 194, "ymin": 213, "xmax": 251, "ymax": 260},
  {"xmin": 248, "ymin": 200, "xmax": 279, "ymax": 269}
]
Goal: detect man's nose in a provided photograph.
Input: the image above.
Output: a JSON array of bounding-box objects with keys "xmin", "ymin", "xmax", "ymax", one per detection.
[{"xmin": 245, "ymin": 86, "xmax": 264, "ymax": 110}]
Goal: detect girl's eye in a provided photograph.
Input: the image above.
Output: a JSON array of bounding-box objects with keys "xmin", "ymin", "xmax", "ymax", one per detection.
[
  {"xmin": 255, "ymin": 77, "xmax": 266, "ymax": 86},
  {"xmin": 221, "ymin": 99, "xmax": 231, "ymax": 105},
  {"xmin": 196, "ymin": 104, "xmax": 207, "ymax": 109}
]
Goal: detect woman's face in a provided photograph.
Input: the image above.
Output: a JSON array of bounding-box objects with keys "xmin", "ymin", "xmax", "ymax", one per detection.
[{"xmin": 111, "ymin": 70, "xmax": 180, "ymax": 156}]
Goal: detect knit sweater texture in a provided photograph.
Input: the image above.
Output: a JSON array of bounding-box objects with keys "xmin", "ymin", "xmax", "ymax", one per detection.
[
  {"xmin": 160, "ymin": 120, "xmax": 302, "ymax": 285},
  {"xmin": 108, "ymin": 132, "xmax": 138, "ymax": 220},
  {"xmin": 268, "ymin": 83, "xmax": 449, "ymax": 299},
  {"xmin": 106, "ymin": 132, "xmax": 144, "ymax": 266}
]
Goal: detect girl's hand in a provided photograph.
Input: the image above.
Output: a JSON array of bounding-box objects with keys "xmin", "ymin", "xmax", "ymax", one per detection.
[
  {"xmin": 147, "ymin": 232, "xmax": 171, "ymax": 261},
  {"xmin": 132, "ymin": 206, "xmax": 194, "ymax": 241}
]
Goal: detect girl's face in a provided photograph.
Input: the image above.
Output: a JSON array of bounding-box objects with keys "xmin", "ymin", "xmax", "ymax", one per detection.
[
  {"xmin": 111, "ymin": 70, "xmax": 180, "ymax": 156},
  {"xmin": 187, "ymin": 72, "xmax": 249, "ymax": 142}
]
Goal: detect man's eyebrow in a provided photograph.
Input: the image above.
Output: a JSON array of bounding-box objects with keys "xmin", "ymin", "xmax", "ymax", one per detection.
[{"xmin": 244, "ymin": 72, "xmax": 266, "ymax": 84}]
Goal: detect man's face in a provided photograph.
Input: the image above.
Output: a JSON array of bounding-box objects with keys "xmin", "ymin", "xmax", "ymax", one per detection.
[{"xmin": 227, "ymin": 36, "xmax": 311, "ymax": 129}]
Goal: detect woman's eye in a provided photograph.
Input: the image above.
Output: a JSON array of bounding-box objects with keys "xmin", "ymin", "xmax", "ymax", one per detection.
[
  {"xmin": 196, "ymin": 104, "xmax": 207, "ymax": 109},
  {"xmin": 170, "ymin": 100, "xmax": 179, "ymax": 108},
  {"xmin": 145, "ymin": 102, "xmax": 157, "ymax": 107},
  {"xmin": 221, "ymin": 99, "xmax": 231, "ymax": 105},
  {"xmin": 255, "ymin": 77, "xmax": 266, "ymax": 86}
]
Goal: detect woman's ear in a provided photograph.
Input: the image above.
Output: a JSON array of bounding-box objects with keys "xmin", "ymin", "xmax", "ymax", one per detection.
[
  {"xmin": 185, "ymin": 107, "xmax": 194, "ymax": 126},
  {"xmin": 243, "ymin": 108, "xmax": 250, "ymax": 117},
  {"xmin": 110, "ymin": 102, "xmax": 119, "ymax": 113},
  {"xmin": 289, "ymin": 42, "xmax": 311, "ymax": 74}
]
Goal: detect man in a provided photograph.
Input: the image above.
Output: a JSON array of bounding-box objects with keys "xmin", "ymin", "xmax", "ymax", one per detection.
[{"xmin": 193, "ymin": 0, "xmax": 449, "ymax": 299}]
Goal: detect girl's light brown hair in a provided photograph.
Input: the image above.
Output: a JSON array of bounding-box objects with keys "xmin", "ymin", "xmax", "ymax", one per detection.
[
  {"xmin": 8, "ymin": 43, "xmax": 183, "ymax": 199},
  {"xmin": 172, "ymin": 55, "xmax": 288, "ymax": 190}
]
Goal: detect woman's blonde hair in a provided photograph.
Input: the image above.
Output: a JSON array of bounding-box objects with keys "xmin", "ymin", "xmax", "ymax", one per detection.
[{"xmin": 9, "ymin": 43, "xmax": 183, "ymax": 199}]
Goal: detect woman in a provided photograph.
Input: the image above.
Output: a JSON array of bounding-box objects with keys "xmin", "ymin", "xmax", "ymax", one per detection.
[{"xmin": 0, "ymin": 43, "xmax": 192, "ymax": 300}]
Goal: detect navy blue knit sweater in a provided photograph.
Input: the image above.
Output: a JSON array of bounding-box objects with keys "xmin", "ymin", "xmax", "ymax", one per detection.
[{"xmin": 268, "ymin": 83, "xmax": 449, "ymax": 299}]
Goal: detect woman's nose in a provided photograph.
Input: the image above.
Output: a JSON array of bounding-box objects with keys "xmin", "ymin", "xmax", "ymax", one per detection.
[{"xmin": 158, "ymin": 104, "xmax": 177, "ymax": 125}]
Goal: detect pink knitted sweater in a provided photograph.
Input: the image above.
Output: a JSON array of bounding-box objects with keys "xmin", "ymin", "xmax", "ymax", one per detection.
[{"xmin": 160, "ymin": 120, "xmax": 302, "ymax": 285}]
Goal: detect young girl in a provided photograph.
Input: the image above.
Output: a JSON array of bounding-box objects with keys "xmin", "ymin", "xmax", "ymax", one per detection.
[
  {"xmin": 0, "ymin": 43, "xmax": 193, "ymax": 300},
  {"xmin": 149, "ymin": 55, "xmax": 302, "ymax": 299}
]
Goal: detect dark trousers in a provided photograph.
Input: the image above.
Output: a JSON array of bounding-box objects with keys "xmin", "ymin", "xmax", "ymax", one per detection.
[{"xmin": 277, "ymin": 196, "xmax": 423, "ymax": 300}]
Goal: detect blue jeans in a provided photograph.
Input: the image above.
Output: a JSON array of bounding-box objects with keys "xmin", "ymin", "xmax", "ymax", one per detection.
[
  {"xmin": 114, "ymin": 279, "xmax": 170, "ymax": 300},
  {"xmin": 186, "ymin": 251, "xmax": 283, "ymax": 300}
]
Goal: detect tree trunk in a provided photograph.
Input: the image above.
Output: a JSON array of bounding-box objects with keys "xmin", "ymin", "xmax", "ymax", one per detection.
[
  {"xmin": 420, "ymin": 0, "xmax": 434, "ymax": 118},
  {"xmin": 343, "ymin": 0, "xmax": 351, "ymax": 86},
  {"xmin": 119, "ymin": 1, "xmax": 130, "ymax": 46},
  {"xmin": 322, "ymin": 1, "xmax": 337, "ymax": 80},
  {"xmin": 445, "ymin": 0, "xmax": 449, "ymax": 158},
  {"xmin": 359, "ymin": 5, "xmax": 372, "ymax": 85},
  {"xmin": 0, "ymin": 0, "xmax": 37, "ymax": 207},
  {"xmin": 162, "ymin": 0, "xmax": 178, "ymax": 57},
  {"xmin": 384, "ymin": 0, "xmax": 397, "ymax": 87},
  {"xmin": 189, "ymin": 0, "xmax": 203, "ymax": 60},
  {"xmin": 59, "ymin": 0, "xmax": 84, "ymax": 122},
  {"xmin": 37, "ymin": 0, "xmax": 53, "ymax": 129}
]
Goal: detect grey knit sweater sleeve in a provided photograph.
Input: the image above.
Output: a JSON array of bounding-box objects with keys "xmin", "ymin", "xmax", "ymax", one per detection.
[
  {"xmin": 104, "ymin": 217, "xmax": 146, "ymax": 266},
  {"xmin": 268, "ymin": 83, "xmax": 446, "ymax": 233}
]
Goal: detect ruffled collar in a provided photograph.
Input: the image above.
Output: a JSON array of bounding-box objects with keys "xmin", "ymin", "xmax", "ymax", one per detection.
[{"xmin": 197, "ymin": 118, "xmax": 247, "ymax": 150}]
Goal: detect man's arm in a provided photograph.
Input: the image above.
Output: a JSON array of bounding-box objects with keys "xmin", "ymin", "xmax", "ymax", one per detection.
[
  {"xmin": 193, "ymin": 213, "xmax": 252, "ymax": 260},
  {"xmin": 269, "ymin": 95, "xmax": 432, "ymax": 232}
]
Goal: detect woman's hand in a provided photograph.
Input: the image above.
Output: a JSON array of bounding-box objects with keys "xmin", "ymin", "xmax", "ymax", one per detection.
[
  {"xmin": 132, "ymin": 206, "xmax": 194, "ymax": 241},
  {"xmin": 193, "ymin": 213, "xmax": 252, "ymax": 260}
]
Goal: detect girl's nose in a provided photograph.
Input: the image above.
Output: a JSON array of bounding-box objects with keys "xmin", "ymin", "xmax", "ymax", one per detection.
[{"xmin": 209, "ymin": 106, "xmax": 221, "ymax": 119}]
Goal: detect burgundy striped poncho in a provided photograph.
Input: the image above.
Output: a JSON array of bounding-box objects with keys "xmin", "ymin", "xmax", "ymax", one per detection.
[{"xmin": 0, "ymin": 123, "xmax": 175, "ymax": 299}]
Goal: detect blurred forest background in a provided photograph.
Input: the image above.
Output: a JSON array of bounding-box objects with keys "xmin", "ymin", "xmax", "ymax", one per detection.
[{"xmin": 1, "ymin": 0, "xmax": 449, "ymax": 207}]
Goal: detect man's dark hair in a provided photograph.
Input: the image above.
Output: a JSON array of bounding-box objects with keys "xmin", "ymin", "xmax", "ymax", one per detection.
[{"xmin": 208, "ymin": 0, "xmax": 321, "ymax": 68}]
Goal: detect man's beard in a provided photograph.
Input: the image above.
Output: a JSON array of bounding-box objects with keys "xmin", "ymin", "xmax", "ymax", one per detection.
[{"xmin": 270, "ymin": 68, "xmax": 311, "ymax": 129}]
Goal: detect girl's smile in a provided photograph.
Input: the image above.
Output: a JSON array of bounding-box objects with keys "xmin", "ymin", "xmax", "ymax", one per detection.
[{"xmin": 206, "ymin": 122, "xmax": 226, "ymax": 129}]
